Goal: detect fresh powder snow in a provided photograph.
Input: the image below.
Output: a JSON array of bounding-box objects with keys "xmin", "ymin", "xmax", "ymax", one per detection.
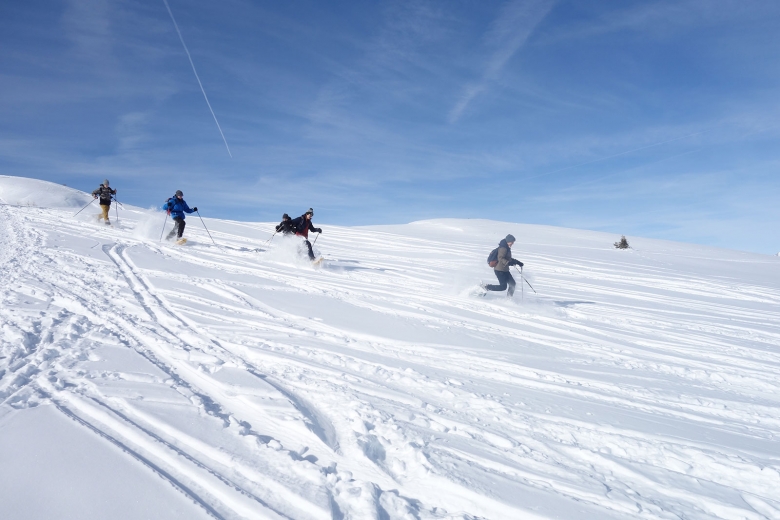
[{"xmin": 1, "ymin": 175, "xmax": 779, "ymax": 519}]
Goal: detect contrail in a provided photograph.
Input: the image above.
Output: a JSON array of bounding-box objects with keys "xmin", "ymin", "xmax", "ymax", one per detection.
[{"xmin": 162, "ymin": 0, "xmax": 232, "ymax": 158}]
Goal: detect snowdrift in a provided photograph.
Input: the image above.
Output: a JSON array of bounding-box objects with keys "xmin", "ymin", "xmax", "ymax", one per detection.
[
  {"xmin": 1, "ymin": 176, "xmax": 780, "ymax": 520},
  {"xmin": 0, "ymin": 175, "xmax": 93, "ymax": 208}
]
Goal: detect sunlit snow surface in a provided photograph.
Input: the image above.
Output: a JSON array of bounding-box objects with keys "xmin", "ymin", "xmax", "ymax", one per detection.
[{"xmin": 1, "ymin": 176, "xmax": 780, "ymax": 520}]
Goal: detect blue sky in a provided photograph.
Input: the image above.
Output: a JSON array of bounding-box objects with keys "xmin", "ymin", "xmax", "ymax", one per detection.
[{"xmin": 1, "ymin": 0, "xmax": 779, "ymax": 253}]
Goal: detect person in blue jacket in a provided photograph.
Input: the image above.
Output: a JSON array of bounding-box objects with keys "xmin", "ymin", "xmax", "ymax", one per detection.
[{"xmin": 162, "ymin": 190, "xmax": 197, "ymax": 241}]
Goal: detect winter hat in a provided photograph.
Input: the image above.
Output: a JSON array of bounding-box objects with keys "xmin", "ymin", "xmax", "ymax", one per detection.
[
  {"xmin": 305, "ymin": 208, "xmax": 314, "ymax": 215},
  {"xmin": 175, "ymin": 190, "xmax": 183, "ymax": 197},
  {"xmin": 282, "ymin": 213, "xmax": 290, "ymax": 219},
  {"xmin": 103, "ymin": 179, "xmax": 109, "ymax": 186},
  {"xmin": 505, "ymin": 234, "xmax": 516, "ymax": 243}
]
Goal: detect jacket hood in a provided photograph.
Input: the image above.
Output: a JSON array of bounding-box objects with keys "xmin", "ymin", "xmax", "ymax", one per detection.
[{"xmin": 499, "ymin": 239, "xmax": 509, "ymax": 248}]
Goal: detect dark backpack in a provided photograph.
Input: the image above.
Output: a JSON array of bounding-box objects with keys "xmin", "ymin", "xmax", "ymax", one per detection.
[
  {"xmin": 95, "ymin": 185, "xmax": 113, "ymax": 201},
  {"xmin": 487, "ymin": 247, "xmax": 499, "ymax": 267}
]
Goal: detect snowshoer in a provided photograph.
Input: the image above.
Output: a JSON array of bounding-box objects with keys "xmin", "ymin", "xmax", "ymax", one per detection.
[
  {"xmin": 483, "ymin": 234, "xmax": 524, "ymax": 297},
  {"xmin": 275, "ymin": 213, "xmax": 294, "ymax": 235},
  {"xmin": 91, "ymin": 179, "xmax": 116, "ymax": 225},
  {"xmin": 289, "ymin": 208, "xmax": 322, "ymax": 260},
  {"xmin": 162, "ymin": 190, "xmax": 197, "ymax": 242}
]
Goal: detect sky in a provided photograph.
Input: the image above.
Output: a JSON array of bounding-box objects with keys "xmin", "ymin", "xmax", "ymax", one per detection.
[{"xmin": 1, "ymin": 0, "xmax": 779, "ymax": 254}]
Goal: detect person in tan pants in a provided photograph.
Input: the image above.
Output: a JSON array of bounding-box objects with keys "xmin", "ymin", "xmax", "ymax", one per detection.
[{"xmin": 91, "ymin": 179, "xmax": 116, "ymax": 225}]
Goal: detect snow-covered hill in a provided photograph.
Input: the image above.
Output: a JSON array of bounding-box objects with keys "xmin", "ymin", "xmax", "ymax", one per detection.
[{"xmin": 1, "ymin": 176, "xmax": 779, "ymax": 520}]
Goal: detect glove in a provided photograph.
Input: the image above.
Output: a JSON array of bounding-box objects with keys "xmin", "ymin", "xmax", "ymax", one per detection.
[
  {"xmin": 515, "ymin": 260, "xmax": 524, "ymax": 267},
  {"xmin": 192, "ymin": 207, "xmax": 198, "ymax": 212},
  {"xmin": 315, "ymin": 228, "xmax": 322, "ymax": 233}
]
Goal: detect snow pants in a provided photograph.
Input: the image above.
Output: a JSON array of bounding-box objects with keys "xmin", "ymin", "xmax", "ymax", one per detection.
[
  {"xmin": 303, "ymin": 239, "xmax": 315, "ymax": 260},
  {"xmin": 166, "ymin": 217, "xmax": 186, "ymax": 240},
  {"xmin": 99, "ymin": 204, "xmax": 110, "ymax": 223},
  {"xmin": 486, "ymin": 270, "xmax": 516, "ymax": 297}
]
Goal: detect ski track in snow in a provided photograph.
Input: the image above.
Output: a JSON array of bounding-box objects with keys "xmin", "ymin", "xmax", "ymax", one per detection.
[{"xmin": 2, "ymin": 183, "xmax": 780, "ymax": 519}]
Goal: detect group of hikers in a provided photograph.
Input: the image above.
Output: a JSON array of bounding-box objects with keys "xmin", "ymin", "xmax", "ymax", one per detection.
[{"xmin": 91, "ymin": 180, "xmax": 524, "ymax": 295}]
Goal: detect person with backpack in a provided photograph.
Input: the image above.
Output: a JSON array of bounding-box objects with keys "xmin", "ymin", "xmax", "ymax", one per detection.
[
  {"xmin": 483, "ymin": 234, "xmax": 524, "ymax": 297},
  {"xmin": 91, "ymin": 179, "xmax": 116, "ymax": 225},
  {"xmin": 162, "ymin": 190, "xmax": 197, "ymax": 242},
  {"xmin": 275, "ymin": 213, "xmax": 294, "ymax": 235},
  {"xmin": 289, "ymin": 208, "xmax": 322, "ymax": 260}
]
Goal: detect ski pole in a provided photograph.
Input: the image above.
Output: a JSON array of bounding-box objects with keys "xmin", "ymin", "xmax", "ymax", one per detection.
[
  {"xmin": 73, "ymin": 198, "xmax": 96, "ymax": 217},
  {"xmin": 521, "ymin": 265, "xmax": 524, "ymax": 301},
  {"xmin": 514, "ymin": 266, "xmax": 537, "ymax": 294},
  {"xmin": 312, "ymin": 232, "xmax": 320, "ymax": 245},
  {"xmin": 196, "ymin": 210, "xmax": 218, "ymax": 246},
  {"xmin": 523, "ymin": 276, "xmax": 537, "ymax": 294},
  {"xmin": 159, "ymin": 212, "xmax": 169, "ymax": 242},
  {"xmin": 266, "ymin": 231, "xmax": 277, "ymax": 245},
  {"xmin": 113, "ymin": 196, "xmax": 120, "ymax": 224}
]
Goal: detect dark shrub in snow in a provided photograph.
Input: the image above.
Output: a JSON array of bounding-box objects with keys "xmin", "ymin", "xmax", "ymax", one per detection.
[{"xmin": 614, "ymin": 236, "xmax": 630, "ymax": 249}]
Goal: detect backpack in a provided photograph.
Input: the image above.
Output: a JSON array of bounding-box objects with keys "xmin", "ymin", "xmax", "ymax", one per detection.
[
  {"xmin": 487, "ymin": 247, "xmax": 499, "ymax": 267},
  {"xmin": 95, "ymin": 185, "xmax": 113, "ymax": 201}
]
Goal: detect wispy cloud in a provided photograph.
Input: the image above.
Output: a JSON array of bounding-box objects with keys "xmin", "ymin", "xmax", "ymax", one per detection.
[
  {"xmin": 537, "ymin": 0, "xmax": 778, "ymax": 44},
  {"xmin": 449, "ymin": 0, "xmax": 554, "ymax": 123},
  {"xmin": 61, "ymin": 0, "xmax": 112, "ymax": 60},
  {"xmin": 116, "ymin": 111, "xmax": 151, "ymax": 152}
]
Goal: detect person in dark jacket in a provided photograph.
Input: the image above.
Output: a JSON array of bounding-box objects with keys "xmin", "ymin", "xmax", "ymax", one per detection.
[
  {"xmin": 162, "ymin": 190, "xmax": 197, "ymax": 241},
  {"xmin": 91, "ymin": 179, "xmax": 116, "ymax": 225},
  {"xmin": 483, "ymin": 234, "xmax": 524, "ymax": 297},
  {"xmin": 288, "ymin": 208, "xmax": 322, "ymax": 260},
  {"xmin": 275, "ymin": 213, "xmax": 294, "ymax": 235}
]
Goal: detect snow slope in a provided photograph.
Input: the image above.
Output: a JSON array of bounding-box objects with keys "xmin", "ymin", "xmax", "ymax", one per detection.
[
  {"xmin": 0, "ymin": 175, "xmax": 92, "ymax": 208},
  {"xmin": 1, "ymin": 176, "xmax": 780, "ymax": 520}
]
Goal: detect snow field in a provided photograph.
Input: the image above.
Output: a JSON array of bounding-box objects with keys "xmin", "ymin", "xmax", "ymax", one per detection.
[{"xmin": 1, "ymin": 177, "xmax": 780, "ymax": 519}]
